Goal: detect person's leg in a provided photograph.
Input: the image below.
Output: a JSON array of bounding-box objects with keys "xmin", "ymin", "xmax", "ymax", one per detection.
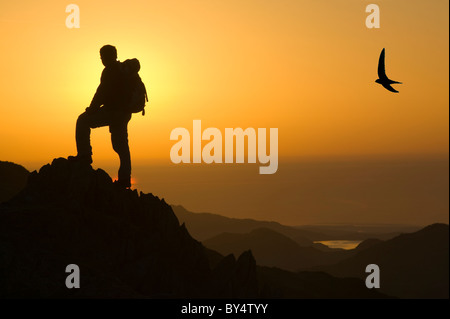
[
  {"xmin": 110, "ymin": 113, "xmax": 132, "ymax": 187},
  {"xmin": 74, "ymin": 108, "xmax": 111, "ymax": 162}
]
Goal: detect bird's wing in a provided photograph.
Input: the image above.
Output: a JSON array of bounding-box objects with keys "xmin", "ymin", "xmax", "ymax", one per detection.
[
  {"xmin": 382, "ymin": 83, "xmax": 399, "ymax": 93},
  {"xmin": 378, "ymin": 48, "xmax": 387, "ymax": 79}
]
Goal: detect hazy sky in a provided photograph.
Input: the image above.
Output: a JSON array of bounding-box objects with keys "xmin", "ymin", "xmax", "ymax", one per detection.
[
  {"xmin": 0, "ymin": 1, "xmax": 448, "ymax": 225},
  {"xmin": 128, "ymin": 157, "xmax": 449, "ymax": 226},
  {"xmin": 0, "ymin": 0, "xmax": 448, "ymax": 163}
]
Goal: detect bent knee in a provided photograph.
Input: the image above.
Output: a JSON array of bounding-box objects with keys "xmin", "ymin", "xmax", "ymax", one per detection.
[{"xmin": 77, "ymin": 112, "xmax": 89, "ymax": 124}]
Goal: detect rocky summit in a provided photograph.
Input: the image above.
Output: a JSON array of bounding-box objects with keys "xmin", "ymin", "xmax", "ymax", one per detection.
[{"xmin": 0, "ymin": 158, "xmax": 258, "ymax": 298}]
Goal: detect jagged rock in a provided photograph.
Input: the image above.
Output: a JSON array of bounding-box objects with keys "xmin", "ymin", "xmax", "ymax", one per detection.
[
  {"xmin": 0, "ymin": 158, "xmax": 258, "ymax": 298},
  {"xmin": 0, "ymin": 158, "xmax": 392, "ymax": 299},
  {"xmin": 234, "ymin": 250, "xmax": 258, "ymax": 298}
]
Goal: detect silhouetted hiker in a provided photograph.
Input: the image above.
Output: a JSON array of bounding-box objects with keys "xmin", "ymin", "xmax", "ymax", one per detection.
[{"xmin": 69, "ymin": 45, "xmax": 133, "ymax": 188}]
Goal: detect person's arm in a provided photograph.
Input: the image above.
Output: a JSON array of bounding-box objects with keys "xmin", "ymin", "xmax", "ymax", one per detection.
[{"xmin": 86, "ymin": 69, "xmax": 106, "ymax": 111}]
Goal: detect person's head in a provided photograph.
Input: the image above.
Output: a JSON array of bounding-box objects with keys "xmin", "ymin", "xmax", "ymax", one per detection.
[{"xmin": 99, "ymin": 45, "xmax": 117, "ymax": 67}]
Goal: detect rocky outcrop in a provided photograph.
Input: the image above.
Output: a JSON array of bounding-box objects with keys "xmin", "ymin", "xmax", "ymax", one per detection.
[
  {"xmin": 0, "ymin": 158, "xmax": 258, "ymax": 298},
  {"xmin": 0, "ymin": 158, "xmax": 393, "ymax": 299},
  {"xmin": 0, "ymin": 161, "xmax": 29, "ymax": 203}
]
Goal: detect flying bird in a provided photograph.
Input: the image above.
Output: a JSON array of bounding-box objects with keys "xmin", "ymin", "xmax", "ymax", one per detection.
[{"xmin": 375, "ymin": 48, "xmax": 402, "ymax": 93}]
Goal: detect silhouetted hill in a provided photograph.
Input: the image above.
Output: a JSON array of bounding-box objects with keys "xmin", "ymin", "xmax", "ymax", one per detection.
[
  {"xmin": 173, "ymin": 205, "xmax": 329, "ymax": 245},
  {"xmin": 0, "ymin": 158, "xmax": 258, "ymax": 298},
  {"xmin": 0, "ymin": 161, "xmax": 29, "ymax": 203},
  {"xmin": 294, "ymin": 224, "xmax": 422, "ymax": 241},
  {"xmin": 0, "ymin": 158, "xmax": 390, "ymax": 299},
  {"xmin": 312, "ymin": 223, "xmax": 449, "ymax": 299},
  {"xmin": 204, "ymin": 227, "xmax": 354, "ymax": 271},
  {"xmin": 258, "ymin": 268, "xmax": 391, "ymax": 299},
  {"xmin": 172, "ymin": 205, "xmax": 420, "ymax": 244},
  {"xmin": 354, "ymin": 238, "xmax": 384, "ymax": 251}
]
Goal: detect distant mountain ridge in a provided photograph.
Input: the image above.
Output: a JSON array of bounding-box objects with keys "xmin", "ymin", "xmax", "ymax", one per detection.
[
  {"xmin": 172, "ymin": 205, "xmax": 421, "ymax": 244},
  {"xmin": 204, "ymin": 227, "xmax": 354, "ymax": 271},
  {"xmin": 312, "ymin": 223, "xmax": 449, "ymax": 299},
  {"xmin": 204, "ymin": 223, "xmax": 449, "ymax": 298},
  {"xmin": 174, "ymin": 207, "xmax": 448, "ymax": 298},
  {"xmin": 172, "ymin": 205, "xmax": 315, "ymax": 245}
]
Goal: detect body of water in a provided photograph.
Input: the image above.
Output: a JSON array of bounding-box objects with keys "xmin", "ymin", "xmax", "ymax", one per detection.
[{"xmin": 314, "ymin": 240, "xmax": 362, "ymax": 250}]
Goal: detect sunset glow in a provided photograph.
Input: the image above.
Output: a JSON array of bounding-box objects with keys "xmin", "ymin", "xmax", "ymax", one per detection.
[
  {"xmin": 0, "ymin": 1, "xmax": 448, "ymax": 226},
  {"xmin": 0, "ymin": 0, "xmax": 448, "ymax": 166}
]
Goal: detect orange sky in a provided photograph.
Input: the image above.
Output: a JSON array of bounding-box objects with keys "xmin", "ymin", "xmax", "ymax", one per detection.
[
  {"xmin": 0, "ymin": 0, "xmax": 448, "ymax": 165},
  {"xmin": 0, "ymin": 1, "xmax": 448, "ymax": 226}
]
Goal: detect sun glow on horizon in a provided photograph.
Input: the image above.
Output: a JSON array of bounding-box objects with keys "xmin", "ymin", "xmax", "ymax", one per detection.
[{"xmin": 0, "ymin": 0, "xmax": 448, "ymax": 166}]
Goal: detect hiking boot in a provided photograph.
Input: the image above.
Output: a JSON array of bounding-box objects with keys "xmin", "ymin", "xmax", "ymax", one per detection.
[
  {"xmin": 68, "ymin": 155, "xmax": 93, "ymax": 165},
  {"xmin": 113, "ymin": 179, "xmax": 131, "ymax": 189}
]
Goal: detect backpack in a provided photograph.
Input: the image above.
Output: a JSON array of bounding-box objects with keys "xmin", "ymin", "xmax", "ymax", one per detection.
[{"xmin": 121, "ymin": 58, "xmax": 148, "ymax": 115}]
